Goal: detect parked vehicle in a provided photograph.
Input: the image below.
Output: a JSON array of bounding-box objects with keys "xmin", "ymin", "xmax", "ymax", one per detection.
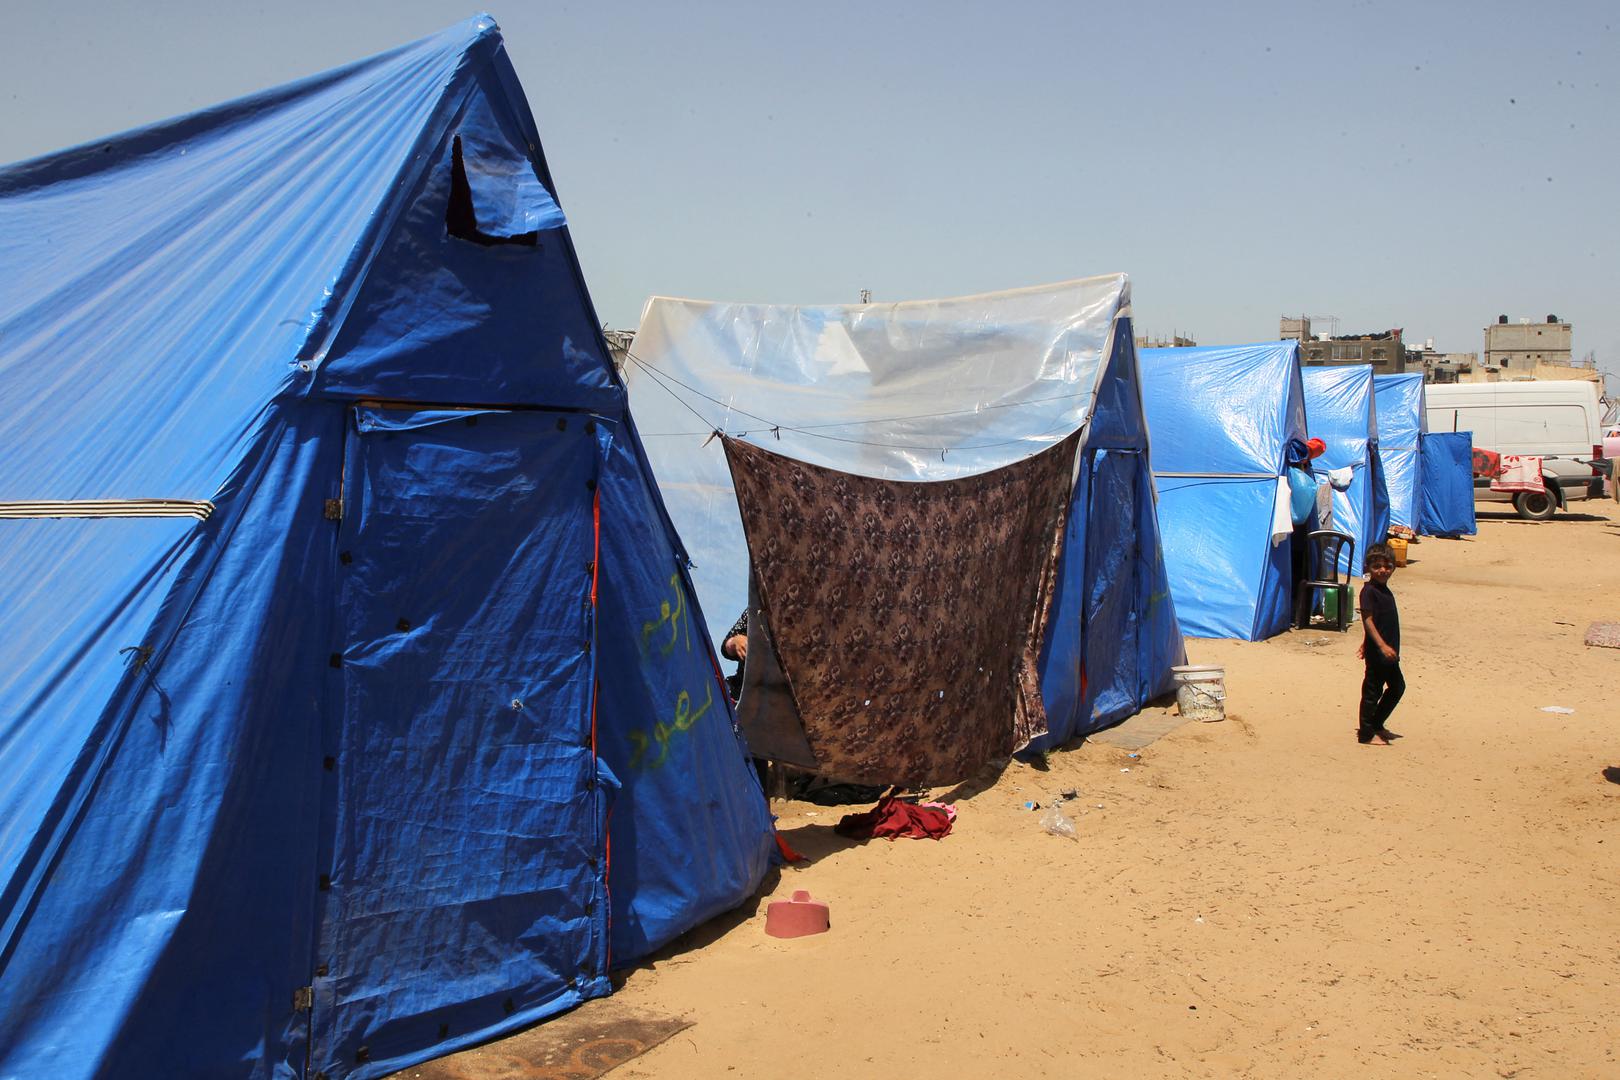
[{"xmin": 1426, "ymin": 381, "xmax": 1604, "ymax": 520}]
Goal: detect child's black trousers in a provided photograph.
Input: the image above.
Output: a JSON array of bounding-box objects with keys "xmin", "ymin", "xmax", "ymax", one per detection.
[{"xmin": 1359, "ymin": 659, "xmax": 1405, "ymax": 742}]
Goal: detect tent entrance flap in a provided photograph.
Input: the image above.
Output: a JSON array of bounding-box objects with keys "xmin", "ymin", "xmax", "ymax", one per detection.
[{"xmin": 312, "ymin": 406, "xmax": 609, "ymax": 1075}]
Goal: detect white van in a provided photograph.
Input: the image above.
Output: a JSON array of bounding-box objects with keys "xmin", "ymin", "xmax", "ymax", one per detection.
[{"xmin": 1426, "ymin": 381, "xmax": 1604, "ymax": 520}]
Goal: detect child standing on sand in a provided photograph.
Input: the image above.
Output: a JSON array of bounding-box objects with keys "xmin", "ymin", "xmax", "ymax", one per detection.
[{"xmin": 1357, "ymin": 549, "xmax": 1403, "ymax": 745}]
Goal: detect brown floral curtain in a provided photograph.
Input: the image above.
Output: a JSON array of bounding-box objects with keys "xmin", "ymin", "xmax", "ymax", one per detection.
[{"xmin": 724, "ymin": 432, "xmax": 1081, "ymax": 786}]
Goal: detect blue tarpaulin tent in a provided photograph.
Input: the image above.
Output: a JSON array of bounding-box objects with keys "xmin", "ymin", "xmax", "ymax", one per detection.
[
  {"xmin": 625, "ymin": 278, "xmax": 1185, "ymax": 747},
  {"xmin": 1302, "ymin": 365, "xmax": 1391, "ymax": 577},
  {"xmin": 1373, "ymin": 373, "xmax": 1427, "ymax": 531},
  {"xmin": 1141, "ymin": 342, "xmax": 1308, "ymax": 640},
  {"xmin": 1419, "ymin": 432, "xmax": 1478, "ymax": 536},
  {"xmin": 0, "ymin": 18, "xmax": 773, "ymax": 1080}
]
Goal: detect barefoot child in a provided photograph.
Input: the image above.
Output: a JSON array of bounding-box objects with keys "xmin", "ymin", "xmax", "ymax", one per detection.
[{"xmin": 1357, "ymin": 549, "xmax": 1403, "ymax": 745}]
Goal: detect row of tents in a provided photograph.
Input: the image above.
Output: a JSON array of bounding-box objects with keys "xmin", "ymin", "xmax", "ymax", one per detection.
[
  {"xmin": 0, "ymin": 18, "xmax": 1474, "ymax": 1080},
  {"xmin": 1139, "ymin": 345, "xmax": 1475, "ymax": 640}
]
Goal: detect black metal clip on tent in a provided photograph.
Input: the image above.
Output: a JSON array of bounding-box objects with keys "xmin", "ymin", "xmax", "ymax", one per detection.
[{"xmin": 1294, "ymin": 530, "xmax": 1357, "ymax": 632}]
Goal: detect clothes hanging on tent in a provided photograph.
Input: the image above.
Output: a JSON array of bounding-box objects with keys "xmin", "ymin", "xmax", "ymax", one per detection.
[
  {"xmin": 1472, "ymin": 448, "xmax": 1504, "ymax": 478},
  {"xmin": 1490, "ymin": 455, "xmax": 1545, "ymax": 493},
  {"xmin": 1269, "ymin": 476, "xmax": 1293, "ymax": 545},
  {"xmin": 724, "ymin": 431, "xmax": 1080, "ymax": 787}
]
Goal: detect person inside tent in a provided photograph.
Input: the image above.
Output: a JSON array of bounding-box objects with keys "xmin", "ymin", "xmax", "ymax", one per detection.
[
  {"xmin": 721, "ymin": 608, "xmax": 750, "ymax": 702},
  {"xmin": 722, "ymin": 608, "xmax": 772, "ymax": 792},
  {"xmin": 1288, "ymin": 438, "xmax": 1327, "ymax": 620}
]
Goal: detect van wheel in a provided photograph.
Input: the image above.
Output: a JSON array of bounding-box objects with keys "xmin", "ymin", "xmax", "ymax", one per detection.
[{"xmin": 1513, "ymin": 491, "xmax": 1556, "ymax": 520}]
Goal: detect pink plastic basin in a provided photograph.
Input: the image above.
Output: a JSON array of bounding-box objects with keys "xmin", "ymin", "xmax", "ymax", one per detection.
[{"xmin": 765, "ymin": 890, "xmax": 830, "ymax": 938}]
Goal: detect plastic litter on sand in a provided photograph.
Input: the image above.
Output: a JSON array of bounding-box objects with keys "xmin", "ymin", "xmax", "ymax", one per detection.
[
  {"xmin": 1538, "ymin": 705, "xmax": 1575, "ymax": 715},
  {"xmin": 1039, "ymin": 800, "xmax": 1078, "ymax": 841}
]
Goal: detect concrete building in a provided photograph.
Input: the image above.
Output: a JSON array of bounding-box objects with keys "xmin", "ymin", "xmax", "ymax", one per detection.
[
  {"xmin": 1408, "ymin": 341, "xmax": 1478, "ymax": 384},
  {"xmin": 1279, "ymin": 315, "xmax": 1311, "ymax": 342},
  {"xmin": 1483, "ymin": 315, "xmax": 1572, "ymax": 371},
  {"xmin": 1135, "ymin": 333, "xmax": 1197, "ymax": 350},
  {"xmin": 1465, "ymin": 316, "xmax": 1600, "ymax": 384},
  {"xmin": 1300, "ymin": 328, "xmax": 1407, "ymax": 375}
]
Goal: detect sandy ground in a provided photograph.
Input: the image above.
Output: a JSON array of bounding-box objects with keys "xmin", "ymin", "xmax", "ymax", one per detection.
[{"xmin": 608, "ymin": 501, "xmax": 1620, "ymax": 1079}]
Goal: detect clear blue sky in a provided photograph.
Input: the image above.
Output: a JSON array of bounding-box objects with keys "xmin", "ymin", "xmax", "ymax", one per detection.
[{"xmin": 3, "ymin": 1, "xmax": 1615, "ymax": 380}]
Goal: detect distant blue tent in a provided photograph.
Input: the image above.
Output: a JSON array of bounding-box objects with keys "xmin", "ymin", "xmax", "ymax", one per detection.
[
  {"xmin": 1302, "ymin": 365, "xmax": 1391, "ymax": 576},
  {"xmin": 0, "ymin": 19, "xmax": 772, "ymax": 1080},
  {"xmin": 1419, "ymin": 431, "xmax": 1478, "ymax": 536},
  {"xmin": 1373, "ymin": 373, "xmax": 1427, "ymax": 531},
  {"xmin": 626, "ymin": 279, "xmax": 1185, "ymax": 748},
  {"xmin": 1141, "ymin": 342, "xmax": 1307, "ymax": 640}
]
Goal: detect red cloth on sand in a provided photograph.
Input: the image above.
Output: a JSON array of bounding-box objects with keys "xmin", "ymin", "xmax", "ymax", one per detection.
[{"xmin": 834, "ymin": 794, "xmax": 954, "ymax": 840}]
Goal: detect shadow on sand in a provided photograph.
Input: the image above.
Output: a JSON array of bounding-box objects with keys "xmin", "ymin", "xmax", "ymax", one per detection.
[
  {"xmin": 612, "ymin": 802, "xmax": 887, "ymax": 983},
  {"xmin": 1476, "ymin": 510, "xmax": 1609, "ymax": 524},
  {"xmin": 611, "ymin": 866, "xmax": 783, "ymax": 987}
]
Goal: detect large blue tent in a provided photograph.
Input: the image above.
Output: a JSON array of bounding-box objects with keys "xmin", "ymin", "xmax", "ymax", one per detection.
[
  {"xmin": 625, "ymin": 278, "xmax": 1185, "ymax": 747},
  {"xmin": 1419, "ymin": 431, "xmax": 1478, "ymax": 536},
  {"xmin": 0, "ymin": 19, "xmax": 773, "ymax": 1080},
  {"xmin": 1301, "ymin": 365, "xmax": 1391, "ymax": 577},
  {"xmin": 1141, "ymin": 342, "xmax": 1308, "ymax": 640},
  {"xmin": 1373, "ymin": 373, "xmax": 1427, "ymax": 531}
]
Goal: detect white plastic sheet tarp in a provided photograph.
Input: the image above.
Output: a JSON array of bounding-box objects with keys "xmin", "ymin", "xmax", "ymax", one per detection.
[{"xmin": 628, "ymin": 276, "xmax": 1127, "ymax": 645}]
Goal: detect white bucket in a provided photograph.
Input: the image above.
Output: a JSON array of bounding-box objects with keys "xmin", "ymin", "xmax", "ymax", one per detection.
[{"xmin": 1172, "ymin": 664, "xmax": 1226, "ymax": 722}]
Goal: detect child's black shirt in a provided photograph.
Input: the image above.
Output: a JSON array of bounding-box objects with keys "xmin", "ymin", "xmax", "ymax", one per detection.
[{"xmin": 1359, "ymin": 579, "xmax": 1400, "ymax": 652}]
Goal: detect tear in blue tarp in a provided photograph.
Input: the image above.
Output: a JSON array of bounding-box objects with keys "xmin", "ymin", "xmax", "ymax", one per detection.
[
  {"xmin": 0, "ymin": 18, "xmax": 772, "ymax": 1080},
  {"xmin": 1419, "ymin": 431, "xmax": 1478, "ymax": 536},
  {"xmin": 1302, "ymin": 365, "xmax": 1391, "ymax": 577},
  {"xmin": 1141, "ymin": 342, "xmax": 1307, "ymax": 640},
  {"xmin": 1373, "ymin": 373, "xmax": 1427, "ymax": 531}
]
